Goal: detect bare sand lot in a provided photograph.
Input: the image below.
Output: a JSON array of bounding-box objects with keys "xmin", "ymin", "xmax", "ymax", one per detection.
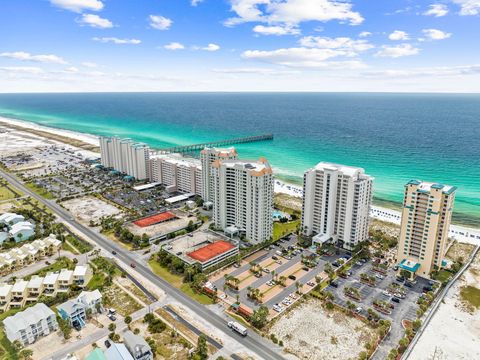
[
  {"xmin": 269, "ymin": 299, "xmax": 376, "ymax": 360},
  {"xmin": 62, "ymin": 195, "xmax": 122, "ymax": 223},
  {"xmin": 409, "ymin": 251, "xmax": 480, "ymax": 360}
]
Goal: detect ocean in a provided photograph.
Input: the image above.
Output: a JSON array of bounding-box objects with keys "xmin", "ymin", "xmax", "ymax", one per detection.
[{"xmin": 0, "ymin": 92, "xmax": 478, "ymax": 227}]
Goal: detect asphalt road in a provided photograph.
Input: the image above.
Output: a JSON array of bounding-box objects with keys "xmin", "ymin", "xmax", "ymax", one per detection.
[{"xmin": 0, "ymin": 169, "xmax": 285, "ymax": 360}]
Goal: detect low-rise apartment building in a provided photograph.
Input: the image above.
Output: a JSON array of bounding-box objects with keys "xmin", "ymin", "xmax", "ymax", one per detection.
[
  {"xmin": 4, "ymin": 303, "xmax": 58, "ymax": 345},
  {"xmin": 0, "ymin": 234, "xmax": 61, "ymax": 275},
  {"xmin": 0, "ymin": 265, "xmax": 91, "ymax": 311}
]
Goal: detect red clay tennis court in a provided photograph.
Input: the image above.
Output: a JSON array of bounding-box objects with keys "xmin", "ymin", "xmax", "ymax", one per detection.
[
  {"xmin": 133, "ymin": 211, "xmax": 176, "ymax": 227},
  {"xmin": 188, "ymin": 241, "xmax": 236, "ymax": 263}
]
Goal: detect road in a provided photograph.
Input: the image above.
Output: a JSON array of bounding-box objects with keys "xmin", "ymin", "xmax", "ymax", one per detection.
[{"xmin": 0, "ymin": 169, "xmax": 285, "ymax": 360}]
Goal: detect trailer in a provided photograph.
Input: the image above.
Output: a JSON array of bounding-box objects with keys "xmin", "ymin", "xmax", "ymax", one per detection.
[{"xmin": 228, "ymin": 321, "xmax": 248, "ymax": 336}]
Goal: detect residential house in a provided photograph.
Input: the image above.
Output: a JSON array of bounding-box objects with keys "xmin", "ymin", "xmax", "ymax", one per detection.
[
  {"xmin": 4, "ymin": 303, "xmax": 58, "ymax": 345},
  {"xmin": 10, "ymin": 280, "xmax": 28, "ymax": 308},
  {"xmin": 0, "ymin": 213, "xmax": 25, "ymax": 226},
  {"xmin": 104, "ymin": 343, "xmax": 134, "ymax": 360},
  {"xmin": 9, "ymin": 221, "xmax": 35, "ymax": 242},
  {"xmin": 57, "ymin": 269, "xmax": 74, "ymax": 293},
  {"xmin": 73, "ymin": 265, "xmax": 92, "ymax": 288},
  {"xmin": 123, "ymin": 330, "xmax": 153, "ymax": 360},
  {"xmin": 0, "ymin": 283, "xmax": 13, "ymax": 312},
  {"xmin": 57, "ymin": 290, "xmax": 102, "ymax": 329},
  {"xmin": 43, "ymin": 272, "xmax": 59, "ymax": 297},
  {"xmin": 26, "ymin": 276, "xmax": 45, "ymax": 304}
]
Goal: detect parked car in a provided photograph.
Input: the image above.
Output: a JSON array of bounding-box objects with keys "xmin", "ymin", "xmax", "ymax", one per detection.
[
  {"xmin": 405, "ymin": 282, "xmax": 414, "ymax": 288},
  {"xmin": 111, "ymin": 250, "xmax": 117, "ymax": 255},
  {"xmin": 233, "ymin": 263, "xmax": 240, "ymax": 268},
  {"xmin": 307, "ymin": 281, "xmax": 316, "ymax": 287},
  {"xmin": 272, "ymin": 255, "xmax": 278, "ymax": 260},
  {"xmin": 302, "ymin": 267, "xmax": 309, "ymax": 271},
  {"xmin": 130, "ymin": 263, "xmax": 136, "ymax": 268},
  {"xmin": 276, "ymin": 260, "xmax": 282, "ymax": 265},
  {"xmin": 273, "ymin": 304, "xmax": 282, "ymax": 312},
  {"xmin": 254, "ymin": 273, "xmax": 262, "ymax": 278},
  {"xmin": 375, "ymin": 274, "xmax": 385, "ymax": 280},
  {"xmin": 288, "ymin": 275, "xmax": 296, "ymax": 281},
  {"xmin": 330, "ymin": 281, "xmax": 338, "ymax": 288},
  {"xmin": 355, "ymin": 307, "xmax": 363, "ymax": 314},
  {"xmin": 391, "ymin": 297, "xmax": 400, "ymax": 303}
]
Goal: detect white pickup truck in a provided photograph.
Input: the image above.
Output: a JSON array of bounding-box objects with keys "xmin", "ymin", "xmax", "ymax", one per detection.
[{"xmin": 228, "ymin": 321, "xmax": 248, "ymax": 336}]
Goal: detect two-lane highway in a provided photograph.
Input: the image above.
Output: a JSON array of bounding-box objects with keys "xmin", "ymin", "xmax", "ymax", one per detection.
[{"xmin": 0, "ymin": 169, "xmax": 285, "ymax": 360}]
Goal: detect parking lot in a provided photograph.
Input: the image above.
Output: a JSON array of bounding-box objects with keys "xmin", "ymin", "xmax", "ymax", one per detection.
[
  {"xmin": 103, "ymin": 186, "xmax": 169, "ymax": 215},
  {"xmin": 325, "ymin": 259, "xmax": 432, "ymax": 359},
  {"xmin": 212, "ymin": 236, "xmax": 347, "ymax": 315}
]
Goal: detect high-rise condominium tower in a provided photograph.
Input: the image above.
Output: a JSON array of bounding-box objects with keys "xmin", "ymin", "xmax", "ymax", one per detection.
[
  {"xmin": 200, "ymin": 147, "xmax": 237, "ymax": 202},
  {"xmin": 211, "ymin": 158, "xmax": 273, "ymax": 243},
  {"xmin": 301, "ymin": 162, "xmax": 373, "ymax": 250},
  {"xmin": 99, "ymin": 136, "xmax": 150, "ymax": 180},
  {"xmin": 396, "ymin": 180, "xmax": 456, "ymax": 278}
]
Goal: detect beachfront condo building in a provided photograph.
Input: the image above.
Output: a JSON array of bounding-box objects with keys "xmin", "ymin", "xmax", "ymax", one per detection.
[
  {"xmin": 301, "ymin": 162, "xmax": 373, "ymax": 250},
  {"xmin": 396, "ymin": 180, "xmax": 456, "ymax": 279},
  {"xmin": 200, "ymin": 147, "xmax": 238, "ymax": 203},
  {"xmin": 211, "ymin": 158, "xmax": 273, "ymax": 243},
  {"xmin": 148, "ymin": 154, "xmax": 202, "ymax": 195},
  {"xmin": 99, "ymin": 136, "xmax": 150, "ymax": 180}
]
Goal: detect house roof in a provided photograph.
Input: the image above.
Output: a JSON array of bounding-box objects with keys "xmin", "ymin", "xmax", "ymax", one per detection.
[
  {"xmin": 78, "ymin": 289, "xmax": 102, "ymax": 304},
  {"xmin": 104, "ymin": 343, "xmax": 134, "ymax": 360},
  {"xmin": 85, "ymin": 348, "xmax": 106, "ymax": 360},
  {"xmin": 57, "ymin": 299, "xmax": 85, "ymax": 315},
  {"xmin": 58, "ymin": 269, "xmax": 74, "ymax": 282},
  {"xmin": 4, "ymin": 303, "xmax": 55, "ymax": 333},
  {"xmin": 73, "ymin": 265, "xmax": 89, "ymax": 277},
  {"xmin": 123, "ymin": 330, "xmax": 151, "ymax": 354}
]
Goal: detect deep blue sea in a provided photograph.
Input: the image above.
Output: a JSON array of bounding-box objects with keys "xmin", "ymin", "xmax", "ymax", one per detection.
[{"xmin": 0, "ymin": 92, "xmax": 478, "ymax": 226}]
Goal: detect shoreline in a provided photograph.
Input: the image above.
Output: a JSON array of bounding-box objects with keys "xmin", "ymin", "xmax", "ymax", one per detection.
[{"xmin": 0, "ymin": 114, "xmax": 479, "ymax": 238}]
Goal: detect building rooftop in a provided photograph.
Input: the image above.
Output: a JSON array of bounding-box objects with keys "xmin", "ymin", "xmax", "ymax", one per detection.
[
  {"xmin": 43, "ymin": 272, "xmax": 60, "ymax": 285},
  {"xmin": 58, "ymin": 269, "xmax": 74, "ymax": 282},
  {"xmin": 104, "ymin": 343, "xmax": 134, "ymax": 360},
  {"xmin": 0, "ymin": 283, "xmax": 13, "ymax": 297},
  {"xmin": 73, "ymin": 265, "xmax": 89, "ymax": 277},
  {"xmin": 407, "ymin": 180, "xmax": 456, "ymax": 195},
  {"xmin": 123, "ymin": 330, "xmax": 151, "ymax": 355},
  {"xmin": 133, "ymin": 211, "xmax": 177, "ymax": 227},
  {"xmin": 27, "ymin": 276, "xmax": 44, "ymax": 289},
  {"xmin": 3, "ymin": 303, "xmax": 55, "ymax": 333},
  {"xmin": 12, "ymin": 280, "xmax": 28, "ymax": 292},
  {"xmin": 216, "ymin": 158, "xmax": 273, "ymax": 176},
  {"xmin": 187, "ymin": 240, "xmax": 236, "ymax": 263},
  {"xmin": 312, "ymin": 162, "xmax": 371, "ymax": 179}
]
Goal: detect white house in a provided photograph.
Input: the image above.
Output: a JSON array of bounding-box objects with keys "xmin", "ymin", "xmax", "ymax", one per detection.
[{"xmin": 4, "ymin": 303, "xmax": 58, "ymax": 345}]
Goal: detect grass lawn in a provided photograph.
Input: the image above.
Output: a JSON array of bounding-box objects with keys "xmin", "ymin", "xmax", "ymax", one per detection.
[
  {"xmin": 0, "ymin": 330, "xmax": 18, "ymax": 360},
  {"xmin": 460, "ymin": 285, "xmax": 480, "ymax": 309},
  {"xmin": 61, "ymin": 240, "xmax": 79, "ymax": 254},
  {"xmin": 65, "ymin": 234, "xmax": 93, "ymax": 254},
  {"xmin": 25, "ymin": 182, "xmax": 55, "ymax": 200},
  {"xmin": 433, "ymin": 269, "xmax": 452, "ymax": 283},
  {"xmin": 86, "ymin": 273, "xmax": 106, "ymax": 291},
  {"xmin": 273, "ymin": 220, "xmax": 300, "ymax": 241},
  {"xmin": 0, "ymin": 186, "xmax": 17, "ymax": 201},
  {"xmin": 148, "ymin": 259, "xmax": 213, "ymax": 305}
]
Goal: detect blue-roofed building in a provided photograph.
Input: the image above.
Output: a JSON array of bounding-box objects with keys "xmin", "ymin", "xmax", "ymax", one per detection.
[{"xmin": 85, "ymin": 348, "xmax": 106, "ymax": 360}]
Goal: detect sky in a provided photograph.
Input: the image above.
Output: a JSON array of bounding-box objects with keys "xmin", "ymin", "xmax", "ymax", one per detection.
[{"xmin": 1, "ymin": 0, "xmax": 480, "ymax": 92}]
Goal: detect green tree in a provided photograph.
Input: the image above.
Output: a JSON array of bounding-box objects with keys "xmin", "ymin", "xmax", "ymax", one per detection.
[
  {"xmin": 124, "ymin": 315, "xmax": 132, "ymax": 324},
  {"xmin": 57, "ymin": 315, "xmax": 72, "ymax": 339},
  {"xmin": 108, "ymin": 323, "xmax": 116, "ymax": 332},
  {"xmin": 19, "ymin": 349, "xmax": 34, "ymax": 360},
  {"xmin": 251, "ymin": 305, "xmax": 269, "ymax": 329},
  {"xmin": 191, "ymin": 334, "xmax": 208, "ymax": 360}
]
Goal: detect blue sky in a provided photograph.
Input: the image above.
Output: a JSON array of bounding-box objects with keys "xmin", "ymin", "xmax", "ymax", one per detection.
[{"xmin": 1, "ymin": 0, "xmax": 479, "ymax": 92}]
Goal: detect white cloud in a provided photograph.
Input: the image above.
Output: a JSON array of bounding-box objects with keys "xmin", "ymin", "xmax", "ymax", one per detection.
[
  {"xmin": 359, "ymin": 31, "xmax": 371, "ymax": 38},
  {"xmin": 92, "ymin": 37, "xmax": 141, "ymax": 44},
  {"xmin": 0, "ymin": 66, "xmax": 45, "ymax": 75},
  {"xmin": 164, "ymin": 42, "xmax": 185, "ymax": 50},
  {"xmin": 388, "ymin": 30, "xmax": 409, "ymax": 41},
  {"xmin": 81, "ymin": 62, "xmax": 98, "ymax": 68},
  {"xmin": 77, "ymin": 14, "xmax": 113, "ymax": 28},
  {"xmin": 149, "ymin": 15, "xmax": 172, "ymax": 30},
  {"xmin": 0, "ymin": 51, "xmax": 67, "ymax": 64},
  {"xmin": 422, "ymin": 28, "xmax": 452, "ymax": 40},
  {"xmin": 191, "ymin": 0, "xmax": 203, "ymax": 6},
  {"xmin": 299, "ymin": 36, "xmax": 374, "ymax": 54},
  {"xmin": 241, "ymin": 47, "xmax": 366, "ymax": 69},
  {"xmin": 225, "ymin": 0, "xmax": 364, "ymax": 27},
  {"xmin": 453, "ymin": 0, "xmax": 480, "ymax": 15},
  {"xmin": 49, "ymin": 0, "xmax": 103, "ymax": 13},
  {"xmin": 202, "ymin": 43, "xmax": 221, "ymax": 51},
  {"xmin": 363, "ymin": 64, "xmax": 480, "ymax": 78},
  {"xmin": 424, "ymin": 4, "xmax": 449, "ymax": 17},
  {"xmin": 212, "ymin": 67, "xmax": 300, "ymax": 75},
  {"xmin": 375, "ymin": 44, "xmax": 420, "ymax": 58},
  {"xmin": 253, "ymin": 25, "xmax": 300, "ymax": 36},
  {"xmin": 64, "ymin": 66, "xmax": 79, "ymax": 73}
]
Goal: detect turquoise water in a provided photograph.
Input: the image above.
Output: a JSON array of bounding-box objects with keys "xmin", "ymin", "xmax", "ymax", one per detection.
[{"xmin": 0, "ymin": 92, "xmax": 478, "ymax": 227}]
